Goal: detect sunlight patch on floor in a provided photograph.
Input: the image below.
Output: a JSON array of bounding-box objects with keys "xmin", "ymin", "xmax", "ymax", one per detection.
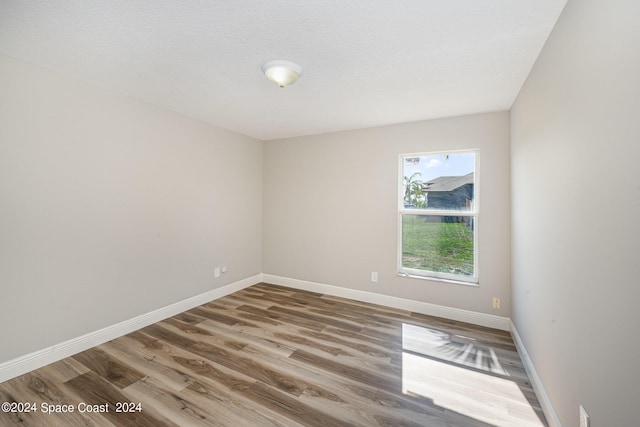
[
  {"xmin": 402, "ymin": 323, "xmax": 545, "ymax": 427},
  {"xmin": 402, "ymin": 323, "xmax": 508, "ymax": 376}
]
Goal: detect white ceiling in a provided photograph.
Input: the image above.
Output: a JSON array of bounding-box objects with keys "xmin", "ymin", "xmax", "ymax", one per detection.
[{"xmin": 0, "ymin": 0, "xmax": 567, "ymax": 140}]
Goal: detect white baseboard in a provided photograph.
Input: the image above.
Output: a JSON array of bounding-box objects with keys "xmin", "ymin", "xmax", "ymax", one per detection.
[
  {"xmin": 510, "ymin": 321, "xmax": 562, "ymax": 427},
  {"xmin": 0, "ymin": 274, "xmax": 261, "ymax": 383},
  {"xmin": 262, "ymin": 274, "xmax": 510, "ymax": 331}
]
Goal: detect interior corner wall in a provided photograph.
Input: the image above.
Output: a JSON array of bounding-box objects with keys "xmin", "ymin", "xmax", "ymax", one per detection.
[
  {"xmin": 0, "ymin": 54, "xmax": 263, "ymax": 364},
  {"xmin": 510, "ymin": 1, "xmax": 640, "ymax": 426},
  {"xmin": 263, "ymin": 112, "xmax": 511, "ymax": 317}
]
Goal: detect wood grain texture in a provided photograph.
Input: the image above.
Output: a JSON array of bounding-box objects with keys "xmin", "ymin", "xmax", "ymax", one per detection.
[{"xmin": 0, "ymin": 283, "xmax": 547, "ymax": 426}]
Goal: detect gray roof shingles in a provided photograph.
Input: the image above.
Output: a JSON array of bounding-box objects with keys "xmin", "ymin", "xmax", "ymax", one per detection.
[{"xmin": 422, "ymin": 172, "xmax": 474, "ymax": 192}]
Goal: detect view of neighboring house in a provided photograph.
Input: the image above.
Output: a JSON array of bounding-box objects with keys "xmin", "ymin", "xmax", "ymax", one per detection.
[{"xmin": 423, "ymin": 172, "xmax": 474, "ymax": 210}]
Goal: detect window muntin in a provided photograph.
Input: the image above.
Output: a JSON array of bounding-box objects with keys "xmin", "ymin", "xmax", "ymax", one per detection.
[{"xmin": 399, "ymin": 152, "xmax": 478, "ymax": 284}]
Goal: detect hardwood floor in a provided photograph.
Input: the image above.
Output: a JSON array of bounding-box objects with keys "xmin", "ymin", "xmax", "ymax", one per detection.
[{"xmin": 0, "ymin": 283, "xmax": 547, "ymax": 426}]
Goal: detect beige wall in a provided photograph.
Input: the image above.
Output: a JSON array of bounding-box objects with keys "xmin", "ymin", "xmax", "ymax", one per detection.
[
  {"xmin": 511, "ymin": 0, "xmax": 640, "ymax": 425},
  {"xmin": 0, "ymin": 55, "xmax": 263, "ymax": 364},
  {"xmin": 263, "ymin": 112, "xmax": 511, "ymax": 316}
]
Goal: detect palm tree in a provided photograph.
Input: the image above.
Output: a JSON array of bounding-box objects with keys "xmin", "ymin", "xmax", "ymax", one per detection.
[
  {"xmin": 411, "ymin": 181, "xmax": 426, "ymax": 208},
  {"xmin": 404, "ymin": 172, "xmax": 423, "ymax": 206}
]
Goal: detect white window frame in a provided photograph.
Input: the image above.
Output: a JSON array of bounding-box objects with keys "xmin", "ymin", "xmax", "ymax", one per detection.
[{"xmin": 397, "ymin": 150, "xmax": 479, "ymax": 285}]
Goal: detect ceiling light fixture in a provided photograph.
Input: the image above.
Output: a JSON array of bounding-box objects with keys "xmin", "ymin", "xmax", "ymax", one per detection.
[{"xmin": 261, "ymin": 60, "xmax": 303, "ymax": 88}]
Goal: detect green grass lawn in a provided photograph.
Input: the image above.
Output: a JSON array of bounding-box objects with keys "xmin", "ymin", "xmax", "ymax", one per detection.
[{"xmin": 402, "ymin": 215, "xmax": 474, "ymax": 276}]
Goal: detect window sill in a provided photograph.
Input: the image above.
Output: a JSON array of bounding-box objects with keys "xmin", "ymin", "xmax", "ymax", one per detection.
[{"xmin": 397, "ymin": 271, "xmax": 479, "ymax": 287}]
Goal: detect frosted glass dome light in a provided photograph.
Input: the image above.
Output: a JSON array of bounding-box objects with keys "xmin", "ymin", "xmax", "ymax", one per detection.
[{"xmin": 262, "ymin": 60, "xmax": 303, "ymax": 88}]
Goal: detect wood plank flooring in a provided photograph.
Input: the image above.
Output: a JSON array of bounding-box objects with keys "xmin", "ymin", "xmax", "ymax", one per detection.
[{"xmin": 0, "ymin": 283, "xmax": 547, "ymax": 426}]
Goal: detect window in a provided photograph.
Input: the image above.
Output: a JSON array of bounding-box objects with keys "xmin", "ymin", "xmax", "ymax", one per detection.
[{"xmin": 399, "ymin": 151, "xmax": 478, "ymax": 284}]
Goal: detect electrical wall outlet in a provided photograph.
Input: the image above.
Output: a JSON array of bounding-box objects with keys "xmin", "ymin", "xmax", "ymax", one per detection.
[
  {"xmin": 492, "ymin": 297, "xmax": 501, "ymax": 309},
  {"xmin": 371, "ymin": 272, "xmax": 378, "ymax": 283},
  {"xmin": 580, "ymin": 405, "xmax": 590, "ymax": 427},
  {"xmin": 214, "ymin": 267, "xmax": 221, "ymax": 278}
]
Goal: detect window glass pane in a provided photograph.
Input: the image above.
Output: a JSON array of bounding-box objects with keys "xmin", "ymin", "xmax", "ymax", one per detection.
[
  {"xmin": 402, "ymin": 214, "xmax": 475, "ymax": 278},
  {"xmin": 403, "ymin": 153, "xmax": 475, "ymax": 211}
]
